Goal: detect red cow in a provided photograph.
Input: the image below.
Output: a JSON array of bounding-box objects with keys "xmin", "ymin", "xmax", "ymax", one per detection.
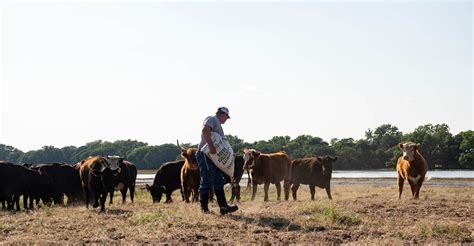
[{"xmin": 397, "ymin": 142, "xmax": 428, "ymax": 199}]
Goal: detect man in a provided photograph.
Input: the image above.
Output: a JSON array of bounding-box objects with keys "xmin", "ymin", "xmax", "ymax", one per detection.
[{"xmin": 196, "ymin": 106, "xmax": 238, "ymax": 215}]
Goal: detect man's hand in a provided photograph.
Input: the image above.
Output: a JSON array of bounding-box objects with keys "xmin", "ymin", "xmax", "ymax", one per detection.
[
  {"xmin": 202, "ymin": 125, "xmax": 216, "ymax": 154},
  {"xmin": 209, "ymin": 145, "xmax": 217, "ymax": 154}
]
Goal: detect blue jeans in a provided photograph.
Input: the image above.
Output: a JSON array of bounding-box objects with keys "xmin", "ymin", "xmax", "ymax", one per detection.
[{"xmin": 196, "ymin": 151, "xmax": 225, "ymax": 195}]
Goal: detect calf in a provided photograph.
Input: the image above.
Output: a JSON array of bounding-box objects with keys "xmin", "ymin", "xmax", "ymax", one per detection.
[
  {"xmin": 180, "ymin": 148, "xmax": 200, "ymax": 203},
  {"xmin": 146, "ymin": 160, "xmax": 185, "ymax": 203},
  {"xmin": 291, "ymin": 155, "xmax": 338, "ymax": 200},
  {"xmin": 243, "ymin": 149, "xmax": 291, "ymax": 201},
  {"xmin": 397, "ymin": 142, "xmax": 428, "ymax": 199}
]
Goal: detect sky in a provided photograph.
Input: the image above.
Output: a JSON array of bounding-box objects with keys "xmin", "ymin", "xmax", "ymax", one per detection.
[{"xmin": 1, "ymin": 1, "xmax": 472, "ymax": 152}]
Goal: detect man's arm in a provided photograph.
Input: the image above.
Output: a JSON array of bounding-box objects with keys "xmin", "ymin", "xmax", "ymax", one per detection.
[{"xmin": 202, "ymin": 125, "xmax": 216, "ymax": 154}]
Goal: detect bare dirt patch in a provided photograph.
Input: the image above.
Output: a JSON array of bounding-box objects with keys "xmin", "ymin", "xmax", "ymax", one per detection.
[{"xmin": 1, "ymin": 178, "xmax": 472, "ymax": 244}]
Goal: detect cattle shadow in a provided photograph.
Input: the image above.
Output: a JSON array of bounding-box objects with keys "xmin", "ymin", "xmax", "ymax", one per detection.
[{"xmin": 229, "ymin": 214, "xmax": 302, "ymax": 231}]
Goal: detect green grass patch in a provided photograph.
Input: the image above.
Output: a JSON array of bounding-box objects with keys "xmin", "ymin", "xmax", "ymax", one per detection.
[
  {"xmin": 300, "ymin": 202, "xmax": 361, "ymax": 226},
  {"xmin": 418, "ymin": 223, "xmax": 471, "ymax": 241},
  {"xmin": 129, "ymin": 208, "xmax": 174, "ymax": 225}
]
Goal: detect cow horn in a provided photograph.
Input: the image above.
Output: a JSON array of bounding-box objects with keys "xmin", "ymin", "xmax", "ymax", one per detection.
[{"xmin": 176, "ymin": 139, "xmax": 185, "ymax": 151}]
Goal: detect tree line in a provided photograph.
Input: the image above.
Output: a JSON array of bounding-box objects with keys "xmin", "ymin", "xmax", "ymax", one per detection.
[{"xmin": 1, "ymin": 123, "xmax": 472, "ymax": 170}]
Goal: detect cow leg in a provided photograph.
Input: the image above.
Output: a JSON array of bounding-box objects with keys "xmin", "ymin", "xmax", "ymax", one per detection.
[
  {"xmin": 236, "ymin": 185, "xmax": 241, "ymax": 202},
  {"xmin": 109, "ymin": 191, "xmax": 114, "ymax": 205},
  {"xmin": 180, "ymin": 188, "xmax": 185, "ymax": 201},
  {"xmin": 13, "ymin": 194, "xmax": 20, "ymax": 211},
  {"xmin": 91, "ymin": 190, "xmax": 100, "ymax": 208},
  {"xmin": 99, "ymin": 193, "xmax": 107, "ymax": 212},
  {"xmin": 275, "ymin": 182, "xmax": 282, "ymax": 201},
  {"xmin": 165, "ymin": 192, "xmax": 173, "ymax": 203},
  {"xmin": 283, "ymin": 180, "xmax": 291, "ymax": 201},
  {"xmin": 251, "ymin": 183, "xmax": 258, "ymax": 201},
  {"xmin": 232, "ymin": 184, "xmax": 241, "ymax": 202},
  {"xmin": 6, "ymin": 194, "xmax": 14, "ymax": 210},
  {"xmin": 415, "ymin": 178, "xmax": 424, "ymax": 199},
  {"xmin": 397, "ymin": 176, "xmax": 404, "ymax": 199},
  {"xmin": 408, "ymin": 181, "xmax": 416, "ymax": 198},
  {"xmin": 121, "ymin": 186, "xmax": 128, "ymax": 203},
  {"xmin": 183, "ymin": 186, "xmax": 190, "ymax": 203},
  {"xmin": 309, "ymin": 185, "xmax": 316, "ymax": 200},
  {"xmin": 193, "ymin": 186, "xmax": 199, "ymax": 203},
  {"xmin": 23, "ymin": 194, "xmax": 29, "ymax": 210},
  {"xmin": 325, "ymin": 184, "xmax": 332, "ymax": 200},
  {"xmin": 291, "ymin": 183, "xmax": 300, "ymax": 201},
  {"xmin": 129, "ymin": 185, "xmax": 135, "ymax": 203},
  {"xmin": 83, "ymin": 187, "xmax": 90, "ymax": 209},
  {"xmin": 263, "ymin": 182, "xmax": 270, "ymax": 202}
]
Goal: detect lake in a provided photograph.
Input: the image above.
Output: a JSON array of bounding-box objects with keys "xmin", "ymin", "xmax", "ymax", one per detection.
[{"xmin": 136, "ymin": 170, "xmax": 474, "ymax": 186}]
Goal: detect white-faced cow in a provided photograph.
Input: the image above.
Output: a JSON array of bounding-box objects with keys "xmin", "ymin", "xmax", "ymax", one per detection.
[{"xmin": 397, "ymin": 142, "xmax": 428, "ymax": 199}]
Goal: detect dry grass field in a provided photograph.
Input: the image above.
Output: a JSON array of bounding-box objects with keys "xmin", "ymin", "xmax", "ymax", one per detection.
[{"xmin": 0, "ymin": 178, "xmax": 472, "ymax": 244}]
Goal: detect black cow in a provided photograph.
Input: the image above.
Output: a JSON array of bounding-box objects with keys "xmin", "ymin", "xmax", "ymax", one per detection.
[
  {"xmin": 79, "ymin": 156, "xmax": 117, "ymax": 212},
  {"xmin": 110, "ymin": 160, "xmax": 137, "ymax": 204},
  {"xmin": 146, "ymin": 160, "xmax": 185, "ymax": 203},
  {"xmin": 222, "ymin": 155, "xmax": 245, "ymax": 202},
  {"xmin": 31, "ymin": 163, "xmax": 84, "ymax": 206},
  {"xmin": 291, "ymin": 155, "xmax": 337, "ymax": 200},
  {"xmin": 0, "ymin": 161, "xmax": 54, "ymax": 210}
]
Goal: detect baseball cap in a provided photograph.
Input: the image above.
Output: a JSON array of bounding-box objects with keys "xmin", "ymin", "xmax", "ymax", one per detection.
[{"xmin": 217, "ymin": 106, "xmax": 230, "ymax": 119}]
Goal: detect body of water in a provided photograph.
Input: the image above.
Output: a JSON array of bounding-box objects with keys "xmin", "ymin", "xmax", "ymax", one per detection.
[{"xmin": 137, "ymin": 170, "xmax": 474, "ymax": 185}]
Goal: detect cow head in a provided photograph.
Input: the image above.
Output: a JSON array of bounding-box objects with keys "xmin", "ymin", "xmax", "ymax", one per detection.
[
  {"xmin": 146, "ymin": 184, "xmax": 166, "ymax": 203},
  {"xmin": 105, "ymin": 155, "xmax": 123, "ymax": 174},
  {"xmin": 399, "ymin": 142, "xmax": 420, "ymax": 162},
  {"xmin": 318, "ymin": 155, "xmax": 337, "ymax": 176},
  {"xmin": 92, "ymin": 167, "xmax": 115, "ymax": 192},
  {"xmin": 243, "ymin": 148, "xmax": 260, "ymax": 169},
  {"xmin": 181, "ymin": 148, "xmax": 198, "ymax": 170}
]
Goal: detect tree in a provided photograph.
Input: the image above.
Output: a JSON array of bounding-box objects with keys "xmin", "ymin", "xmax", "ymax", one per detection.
[
  {"xmin": 0, "ymin": 144, "xmax": 23, "ymax": 163},
  {"xmin": 454, "ymin": 130, "xmax": 474, "ymax": 169}
]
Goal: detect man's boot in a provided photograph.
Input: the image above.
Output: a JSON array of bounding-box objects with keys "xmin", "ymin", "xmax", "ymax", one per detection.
[
  {"xmin": 200, "ymin": 193, "xmax": 211, "ymax": 214},
  {"xmin": 215, "ymin": 189, "xmax": 238, "ymax": 215}
]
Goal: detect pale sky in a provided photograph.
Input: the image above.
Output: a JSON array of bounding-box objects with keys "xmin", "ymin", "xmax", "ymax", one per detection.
[{"xmin": 1, "ymin": 1, "xmax": 472, "ymax": 152}]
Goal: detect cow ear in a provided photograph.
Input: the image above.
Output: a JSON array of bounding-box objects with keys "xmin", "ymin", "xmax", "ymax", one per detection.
[
  {"xmin": 399, "ymin": 143, "xmax": 404, "ymax": 149},
  {"xmin": 253, "ymin": 151, "xmax": 261, "ymax": 157},
  {"xmin": 316, "ymin": 157, "xmax": 323, "ymax": 162},
  {"xmin": 119, "ymin": 158, "xmax": 124, "ymax": 163},
  {"xmin": 181, "ymin": 150, "xmax": 187, "ymax": 158},
  {"xmin": 331, "ymin": 156, "xmax": 338, "ymax": 161},
  {"xmin": 415, "ymin": 143, "xmax": 421, "ymax": 150},
  {"xmin": 160, "ymin": 185, "xmax": 166, "ymax": 192},
  {"xmin": 145, "ymin": 184, "xmax": 151, "ymax": 191}
]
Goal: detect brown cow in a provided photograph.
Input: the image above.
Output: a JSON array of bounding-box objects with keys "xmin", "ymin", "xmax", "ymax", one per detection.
[
  {"xmin": 180, "ymin": 147, "xmax": 200, "ymax": 203},
  {"xmin": 243, "ymin": 149, "xmax": 291, "ymax": 201},
  {"xmin": 397, "ymin": 142, "xmax": 428, "ymax": 199},
  {"xmin": 79, "ymin": 156, "xmax": 118, "ymax": 211},
  {"xmin": 291, "ymin": 155, "xmax": 337, "ymax": 200}
]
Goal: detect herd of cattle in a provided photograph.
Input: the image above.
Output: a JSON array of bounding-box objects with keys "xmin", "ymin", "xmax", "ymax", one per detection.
[{"xmin": 0, "ymin": 142, "xmax": 428, "ymax": 212}]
